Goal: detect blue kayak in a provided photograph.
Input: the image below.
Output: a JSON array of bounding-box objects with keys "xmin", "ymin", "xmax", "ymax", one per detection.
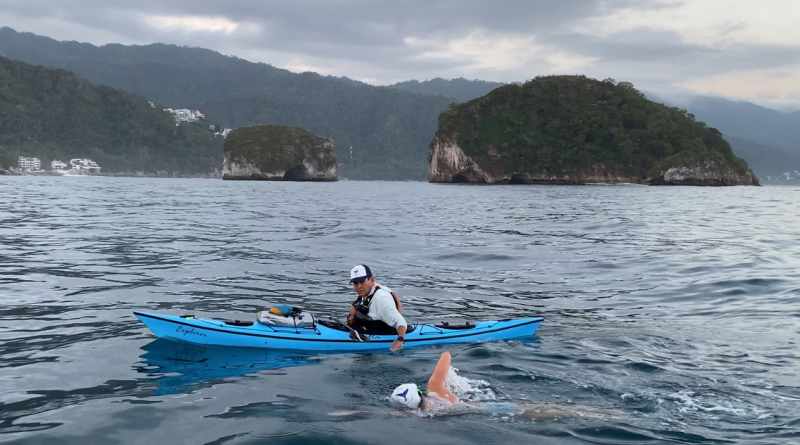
[{"xmin": 134, "ymin": 311, "xmax": 543, "ymax": 352}]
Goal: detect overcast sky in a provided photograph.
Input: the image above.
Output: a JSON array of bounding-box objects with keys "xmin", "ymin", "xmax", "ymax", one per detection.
[{"xmin": 1, "ymin": 0, "xmax": 799, "ymax": 109}]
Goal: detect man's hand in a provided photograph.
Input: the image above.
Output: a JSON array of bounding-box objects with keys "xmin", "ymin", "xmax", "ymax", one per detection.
[
  {"xmin": 390, "ymin": 338, "xmax": 404, "ymax": 352},
  {"xmin": 391, "ymin": 326, "xmax": 407, "ymax": 352}
]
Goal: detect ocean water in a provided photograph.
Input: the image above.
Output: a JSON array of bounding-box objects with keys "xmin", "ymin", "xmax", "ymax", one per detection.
[{"xmin": 1, "ymin": 176, "xmax": 798, "ymax": 444}]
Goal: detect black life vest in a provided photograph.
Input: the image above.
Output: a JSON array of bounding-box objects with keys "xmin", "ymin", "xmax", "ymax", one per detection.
[
  {"xmin": 351, "ymin": 285, "xmax": 401, "ymax": 334},
  {"xmin": 352, "ymin": 285, "xmax": 400, "ymax": 319}
]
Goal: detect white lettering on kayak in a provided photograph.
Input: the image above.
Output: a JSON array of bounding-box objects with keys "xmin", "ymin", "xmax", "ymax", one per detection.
[{"xmin": 176, "ymin": 326, "xmax": 207, "ymax": 337}]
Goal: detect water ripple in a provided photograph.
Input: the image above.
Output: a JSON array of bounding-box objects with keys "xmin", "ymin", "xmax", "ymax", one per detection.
[{"xmin": 1, "ymin": 178, "xmax": 798, "ymax": 444}]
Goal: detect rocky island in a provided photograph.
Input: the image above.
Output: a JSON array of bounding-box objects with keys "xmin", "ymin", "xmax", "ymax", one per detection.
[
  {"xmin": 223, "ymin": 125, "xmax": 337, "ymax": 181},
  {"xmin": 429, "ymin": 76, "xmax": 759, "ymax": 186}
]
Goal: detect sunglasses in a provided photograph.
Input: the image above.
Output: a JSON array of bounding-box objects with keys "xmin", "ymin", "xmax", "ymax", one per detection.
[{"xmin": 351, "ymin": 277, "xmax": 369, "ymax": 285}]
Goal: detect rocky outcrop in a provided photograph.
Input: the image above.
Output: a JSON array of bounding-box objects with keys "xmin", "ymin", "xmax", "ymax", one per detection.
[
  {"xmin": 649, "ymin": 159, "xmax": 760, "ymax": 186},
  {"xmin": 429, "ymin": 136, "xmax": 646, "ymax": 184},
  {"xmin": 429, "ymin": 137, "xmax": 491, "ymax": 183},
  {"xmin": 430, "ymin": 136, "xmax": 760, "ymax": 186},
  {"xmin": 428, "ymin": 75, "xmax": 759, "ymax": 186},
  {"xmin": 223, "ymin": 125, "xmax": 336, "ymax": 181}
]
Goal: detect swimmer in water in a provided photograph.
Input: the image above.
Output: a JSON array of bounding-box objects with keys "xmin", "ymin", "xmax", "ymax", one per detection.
[
  {"xmin": 390, "ymin": 351, "xmax": 459, "ymax": 412},
  {"xmin": 389, "ymin": 351, "xmax": 621, "ymax": 420}
]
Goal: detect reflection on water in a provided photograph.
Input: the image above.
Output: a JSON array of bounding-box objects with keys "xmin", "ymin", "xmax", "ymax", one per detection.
[{"xmin": 138, "ymin": 340, "xmax": 321, "ymax": 396}]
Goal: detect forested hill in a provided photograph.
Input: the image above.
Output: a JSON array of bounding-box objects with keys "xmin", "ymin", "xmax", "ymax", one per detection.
[
  {"xmin": 389, "ymin": 78, "xmax": 505, "ymax": 103},
  {"xmin": 390, "ymin": 76, "xmax": 800, "ymax": 183},
  {"xmin": 0, "ymin": 27, "xmax": 452, "ymax": 179},
  {"xmin": 0, "ymin": 56, "xmax": 222, "ymax": 173},
  {"xmin": 431, "ymin": 76, "xmax": 757, "ymax": 185}
]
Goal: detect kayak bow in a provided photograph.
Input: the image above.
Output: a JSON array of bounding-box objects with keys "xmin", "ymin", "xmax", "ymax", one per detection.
[{"xmin": 134, "ymin": 311, "xmax": 543, "ymax": 352}]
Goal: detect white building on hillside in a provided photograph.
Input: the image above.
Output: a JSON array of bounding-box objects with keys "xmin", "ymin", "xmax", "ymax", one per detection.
[
  {"xmin": 69, "ymin": 158, "xmax": 101, "ymax": 174},
  {"xmin": 209, "ymin": 124, "xmax": 233, "ymax": 138},
  {"xmin": 18, "ymin": 156, "xmax": 42, "ymax": 171},
  {"xmin": 163, "ymin": 108, "xmax": 206, "ymax": 125},
  {"xmin": 51, "ymin": 160, "xmax": 68, "ymax": 170},
  {"xmin": 215, "ymin": 128, "xmax": 233, "ymax": 138}
]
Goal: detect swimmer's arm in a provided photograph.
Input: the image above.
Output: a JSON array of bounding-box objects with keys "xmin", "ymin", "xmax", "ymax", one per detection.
[{"xmin": 426, "ymin": 352, "xmax": 458, "ymax": 403}]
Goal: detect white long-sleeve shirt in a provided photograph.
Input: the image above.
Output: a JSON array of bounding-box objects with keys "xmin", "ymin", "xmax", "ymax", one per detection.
[{"xmin": 368, "ymin": 286, "xmax": 407, "ymax": 329}]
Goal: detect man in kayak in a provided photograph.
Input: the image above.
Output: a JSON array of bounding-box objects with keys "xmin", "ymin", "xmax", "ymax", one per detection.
[{"xmin": 346, "ymin": 264, "xmax": 407, "ymax": 351}]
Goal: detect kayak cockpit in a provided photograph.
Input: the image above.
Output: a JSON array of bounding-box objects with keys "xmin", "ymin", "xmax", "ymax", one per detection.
[
  {"xmin": 222, "ymin": 319, "xmax": 255, "ymax": 327},
  {"xmin": 317, "ymin": 319, "xmax": 417, "ymax": 335}
]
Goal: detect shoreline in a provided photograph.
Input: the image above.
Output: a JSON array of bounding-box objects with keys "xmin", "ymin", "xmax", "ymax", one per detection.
[{"xmin": 2, "ymin": 170, "xmax": 797, "ymax": 184}]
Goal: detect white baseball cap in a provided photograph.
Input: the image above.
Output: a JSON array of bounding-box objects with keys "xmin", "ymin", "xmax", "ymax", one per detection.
[
  {"xmin": 349, "ymin": 264, "xmax": 373, "ymax": 283},
  {"xmin": 390, "ymin": 383, "xmax": 422, "ymax": 409}
]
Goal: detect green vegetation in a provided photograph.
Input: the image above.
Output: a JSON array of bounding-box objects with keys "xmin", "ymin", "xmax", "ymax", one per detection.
[
  {"xmin": 224, "ymin": 125, "xmax": 336, "ymax": 180},
  {"xmin": 0, "ymin": 56, "xmax": 222, "ymax": 173},
  {"xmin": 437, "ymin": 76, "xmax": 754, "ymax": 179},
  {"xmin": 0, "ymin": 27, "xmax": 451, "ymax": 179}
]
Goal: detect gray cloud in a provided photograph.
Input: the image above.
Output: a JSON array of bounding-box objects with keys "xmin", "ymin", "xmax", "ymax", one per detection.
[
  {"xmin": 551, "ymin": 28, "xmax": 800, "ymax": 71},
  {"xmin": 535, "ymin": 26, "xmax": 800, "ymax": 104},
  {"xmin": 0, "ymin": 0, "xmax": 798, "ymax": 105},
  {"xmin": 0, "ymin": 1, "xmax": 641, "ymax": 62}
]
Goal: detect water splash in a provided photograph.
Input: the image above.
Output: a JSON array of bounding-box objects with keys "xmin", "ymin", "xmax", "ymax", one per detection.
[{"xmin": 445, "ymin": 366, "xmax": 496, "ymax": 402}]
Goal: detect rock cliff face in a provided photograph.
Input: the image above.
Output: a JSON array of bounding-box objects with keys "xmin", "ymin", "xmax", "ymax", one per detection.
[
  {"xmin": 429, "ymin": 136, "xmax": 639, "ymax": 184},
  {"xmin": 223, "ymin": 125, "xmax": 336, "ymax": 181},
  {"xmin": 429, "ymin": 137, "xmax": 490, "ymax": 183},
  {"xmin": 428, "ymin": 76, "xmax": 759, "ymax": 186}
]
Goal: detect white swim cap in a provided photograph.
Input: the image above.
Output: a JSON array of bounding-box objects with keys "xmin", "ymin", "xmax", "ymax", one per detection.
[{"xmin": 390, "ymin": 383, "xmax": 422, "ymax": 409}]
